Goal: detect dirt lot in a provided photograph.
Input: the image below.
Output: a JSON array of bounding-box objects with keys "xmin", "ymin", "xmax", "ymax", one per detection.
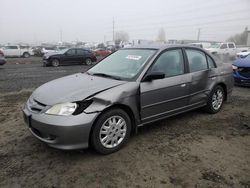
[{"xmin": 0, "ymin": 57, "xmax": 250, "ymax": 187}]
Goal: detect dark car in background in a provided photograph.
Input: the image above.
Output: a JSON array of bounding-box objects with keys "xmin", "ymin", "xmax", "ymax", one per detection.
[
  {"xmin": 43, "ymin": 48, "xmax": 97, "ymax": 67},
  {"xmin": 0, "ymin": 49, "xmax": 6, "ymax": 65},
  {"xmin": 232, "ymin": 54, "xmax": 250, "ymax": 86},
  {"xmin": 24, "ymin": 45, "xmax": 233, "ymax": 154}
]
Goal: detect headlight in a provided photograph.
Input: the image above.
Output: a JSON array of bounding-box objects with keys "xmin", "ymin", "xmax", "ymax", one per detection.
[
  {"xmin": 45, "ymin": 102, "xmax": 77, "ymax": 116},
  {"xmin": 232, "ymin": 65, "xmax": 238, "ymax": 70},
  {"xmin": 43, "ymin": 55, "xmax": 49, "ymax": 59}
]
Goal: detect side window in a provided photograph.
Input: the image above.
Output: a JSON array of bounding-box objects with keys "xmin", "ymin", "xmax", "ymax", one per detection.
[
  {"xmin": 228, "ymin": 43, "xmax": 235, "ymax": 48},
  {"xmin": 220, "ymin": 44, "xmax": 227, "ymax": 49},
  {"xmin": 186, "ymin": 49, "xmax": 208, "ymax": 72},
  {"xmin": 207, "ymin": 55, "xmax": 216, "ymax": 68},
  {"xmin": 67, "ymin": 49, "xmax": 75, "ymax": 55},
  {"xmin": 76, "ymin": 49, "xmax": 85, "ymax": 55},
  {"xmin": 6, "ymin": 46, "xmax": 18, "ymax": 49},
  {"xmin": 150, "ymin": 49, "xmax": 184, "ymax": 77}
]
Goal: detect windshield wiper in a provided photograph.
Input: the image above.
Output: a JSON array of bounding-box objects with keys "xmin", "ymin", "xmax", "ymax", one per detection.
[{"xmin": 91, "ymin": 72, "xmax": 122, "ymax": 80}]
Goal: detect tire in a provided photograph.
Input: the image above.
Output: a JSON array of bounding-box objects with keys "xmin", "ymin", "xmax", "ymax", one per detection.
[
  {"xmin": 91, "ymin": 108, "xmax": 131, "ymax": 154},
  {"xmin": 52, "ymin": 59, "xmax": 59, "ymax": 67},
  {"xmin": 85, "ymin": 58, "xmax": 92, "ymax": 65},
  {"xmin": 23, "ymin": 52, "xmax": 30, "ymax": 58},
  {"xmin": 204, "ymin": 85, "xmax": 225, "ymax": 114}
]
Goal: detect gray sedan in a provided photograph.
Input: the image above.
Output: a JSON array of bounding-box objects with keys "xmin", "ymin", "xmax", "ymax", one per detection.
[{"xmin": 23, "ymin": 45, "xmax": 234, "ymax": 154}]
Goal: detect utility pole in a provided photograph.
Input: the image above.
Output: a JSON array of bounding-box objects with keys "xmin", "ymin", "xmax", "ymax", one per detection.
[
  {"xmin": 112, "ymin": 17, "xmax": 115, "ymax": 42},
  {"xmin": 197, "ymin": 28, "xmax": 201, "ymax": 41}
]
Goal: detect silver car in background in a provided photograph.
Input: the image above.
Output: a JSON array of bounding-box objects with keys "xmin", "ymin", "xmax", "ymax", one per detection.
[{"xmin": 23, "ymin": 45, "xmax": 234, "ymax": 154}]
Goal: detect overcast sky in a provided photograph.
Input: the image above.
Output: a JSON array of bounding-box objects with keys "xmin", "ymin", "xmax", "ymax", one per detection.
[{"xmin": 0, "ymin": 0, "xmax": 250, "ymax": 44}]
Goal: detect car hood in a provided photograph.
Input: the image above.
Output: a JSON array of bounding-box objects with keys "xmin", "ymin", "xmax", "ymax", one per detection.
[
  {"xmin": 233, "ymin": 59, "xmax": 250, "ymax": 67},
  {"xmin": 32, "ymin": 73, "xmax": 126, "ymax": 105},
  {"xmin": 237, "ymin": 52, "xmax": 250, "ymax": 56},
  {"xmin": 44, "ymin": 51, "xmax": 61, "ymax": 58}
]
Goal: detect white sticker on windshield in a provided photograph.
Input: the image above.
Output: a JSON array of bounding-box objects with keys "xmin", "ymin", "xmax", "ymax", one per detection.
[{"xmin": 126, "ymin": 55, "xmax": 142, "ymax": 60}]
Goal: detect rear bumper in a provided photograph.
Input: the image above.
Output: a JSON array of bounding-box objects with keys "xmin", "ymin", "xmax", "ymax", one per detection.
[{"xmin": 23, "ymin": 106, "xmax": 99, "ymax": 150}]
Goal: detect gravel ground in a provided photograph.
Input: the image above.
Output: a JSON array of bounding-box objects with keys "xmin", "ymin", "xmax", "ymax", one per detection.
[{"xmin": 0, "ymin": 57, "xmax": 250, "ymax": 187}]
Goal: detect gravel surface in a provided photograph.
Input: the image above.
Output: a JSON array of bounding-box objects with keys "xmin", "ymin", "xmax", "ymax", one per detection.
[
  {"xmin": 0, "ymin": 57, "xmax": 92, "ymax": 92},
  {"xmin": 0, "ymin": 58, "xmax": 250, "ymax": 187}
]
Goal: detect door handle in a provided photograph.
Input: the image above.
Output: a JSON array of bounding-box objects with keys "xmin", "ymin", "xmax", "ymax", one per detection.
[{"xmin": 181, "ymin": 84, "xmax": 186, "ymax": 87}]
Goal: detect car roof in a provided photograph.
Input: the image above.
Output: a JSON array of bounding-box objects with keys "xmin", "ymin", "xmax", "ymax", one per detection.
[{"xmin": 124, "ymin": 44, "xmax": 204, "ymax": 51}]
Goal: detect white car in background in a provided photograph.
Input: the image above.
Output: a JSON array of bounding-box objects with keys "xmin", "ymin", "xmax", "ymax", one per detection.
[
  {"xmin": 206, "ymin": 42, "xmax": 237, "ymax": 58},
  {"xmin": 1, "ymin": 45, "xmax": 34, "ymax": 58},
  {"xmin": 41, "ymin": 47, "xmax": 58, "ymax": 55}
]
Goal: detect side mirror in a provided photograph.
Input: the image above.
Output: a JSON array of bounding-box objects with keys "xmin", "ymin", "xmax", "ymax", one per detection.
[{"xmin": 143, "ymin": 71, "xmax": 165, "ymax": 82}]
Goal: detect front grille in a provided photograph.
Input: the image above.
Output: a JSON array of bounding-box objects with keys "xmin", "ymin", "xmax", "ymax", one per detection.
[
  {"xmin": 27, "ymin": 98, "xmax": 47, "ymax": 113},
  {"xmin": 238, "ymin": 67, "xmax": 250, "ymax": 78}
]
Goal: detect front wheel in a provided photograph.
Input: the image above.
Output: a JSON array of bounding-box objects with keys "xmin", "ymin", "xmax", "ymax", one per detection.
[
  {"xmin": 91, "ymin": 108, "xmax": 131, "ymax": 154},
  {"xmin": 204, "ymin": 85, "xmax": 225, "ymax": 114},
  {"xmin": 52, "ymin": 59, "xmax": 60, "ymax": 67}
]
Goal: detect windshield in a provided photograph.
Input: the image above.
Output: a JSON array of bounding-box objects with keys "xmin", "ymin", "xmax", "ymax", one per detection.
[
  {"xmin": 59, "ymin": 49, "xmax": 68, "ymax": 54},
  {"xmin": 88, "ymin": 49, "xmax": 156, "ymax": 80},
  {"xmin": 245, "ymin": 54, "xmax": 250, "ymax": 60}
]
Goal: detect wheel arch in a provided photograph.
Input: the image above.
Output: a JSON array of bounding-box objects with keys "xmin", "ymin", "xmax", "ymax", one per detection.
[
  {"xmin": 215, "ymin": 82, "xmax": 227, "ymax": 101},
  {"xmin": 88, "ymin": 104, "xmax": 137, "ymax": 145},
  {"xmin": 23, "ymin": 51, "xmax": 30, "ymax": 56}
]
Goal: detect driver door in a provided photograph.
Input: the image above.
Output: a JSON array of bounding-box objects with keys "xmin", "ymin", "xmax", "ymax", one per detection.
[
  {"xmin": 62, "ymin": 49, "xmax": 77, "ymax": 65},
  {"xmin": 140, "ymin": 49, "xmax": 191, "ymax": 123}
]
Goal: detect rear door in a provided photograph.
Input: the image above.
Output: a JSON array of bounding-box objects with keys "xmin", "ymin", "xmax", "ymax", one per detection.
[
  {"xmin": 184, "ymin": 48, "xmax": 210, "ymax": 106},
  {"xmin": 140, "ymin": 48, "xmax": 191, "ymax": 123},
  {"xmin": 76, "ymin": 49, "xmax": 86, "ymax": 64}
]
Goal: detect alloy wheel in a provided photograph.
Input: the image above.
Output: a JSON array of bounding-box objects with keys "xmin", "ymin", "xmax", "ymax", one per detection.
[
  {"xmin": 99, "ymin": 116, "xmax": 127, "ymax": 149},
  {"xmin": 212, "ymin": 89, "xmax": 224, "ymax": 110}
]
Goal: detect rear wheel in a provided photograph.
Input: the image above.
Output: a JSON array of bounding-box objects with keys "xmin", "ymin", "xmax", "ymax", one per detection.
[
  {"xmin": 85, "ymin": 58, "xmax": 92, "ymax": 65},
  {"xmin": 91, "ymin": 108, "xmax": 131, "ymax": 154},
  {"xmin": 52, "ymin": 59, "xmax": 59, "ymax": 67},
  {"xmin": 23, "ymin": 52, "xmax": 30, "ymax": 58},
  {"xmin": 204, "ymin": 85, "xmax": 225, "ymax": 114}
]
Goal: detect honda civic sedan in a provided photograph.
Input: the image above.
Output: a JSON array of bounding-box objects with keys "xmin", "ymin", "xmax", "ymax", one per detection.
[{"xmin": 23, "ymin": 45, "xmax": 234, "ymax": 154}]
